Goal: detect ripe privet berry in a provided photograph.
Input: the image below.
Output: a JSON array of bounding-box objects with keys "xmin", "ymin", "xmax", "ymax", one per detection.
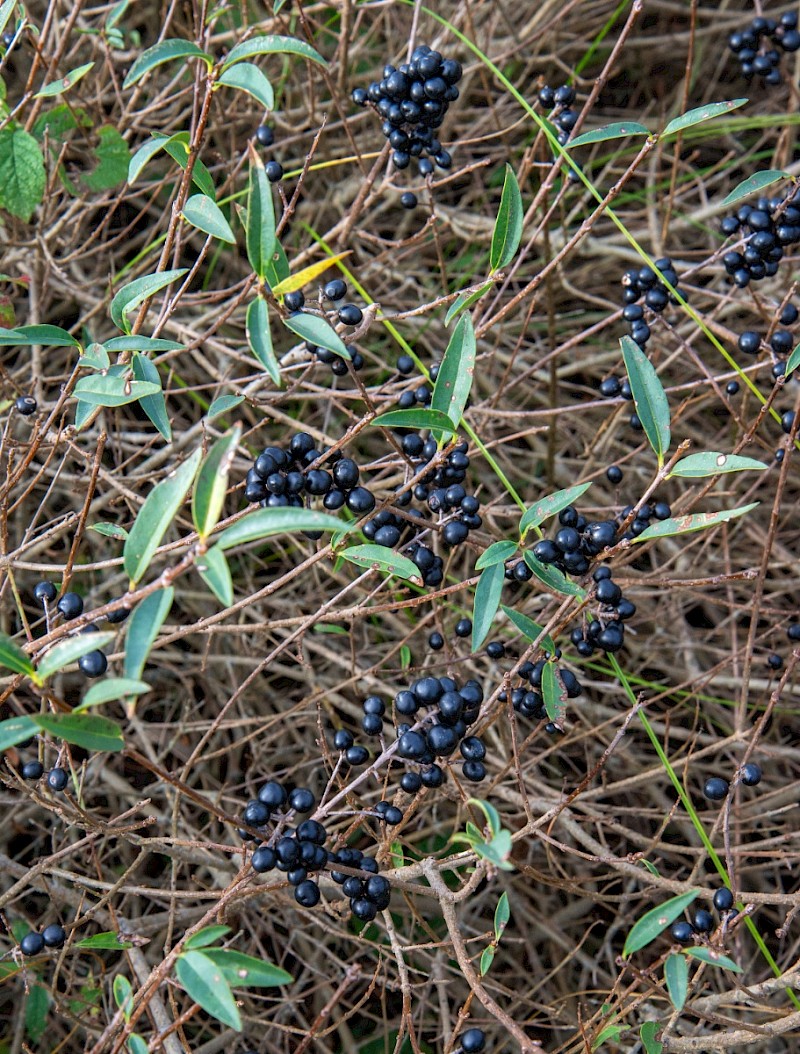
[
  {"xmin": 283, "ymin": 290, "xmax": 305, "ymax": 312},
  {"xmin": 57, "ymin": 592, "xmax": 83, "ymax": 619},
  {"xmin": 767, "ymin": 652, "xmax": 783, "ymax": 670},
  {"xmin": 252, "ymin": 846, "xmax": 277, "ymax": 872},
  {"xmin": 79, "ymin": 650, "xmax": 108, "ymax": 678},
  {"xmin": 713, "ymin": 887, "xmax": 734, "ymax": 912},
  {"xmin": 21, "ymin": 760, "xmax": 43, "ymax": 780},
  {"xmin": 333, "ymin": 729, "xmax": 354, "ymax": 751},
  {"xmin": 462, "ymin": 760, "xmax": 486, "ymax": 782},
  {"xmin": 243, "ymin": 800, "xmax": 271, "ymax": 827},
  {"xmin": 606, "ymin": 465, "xmax": 623, "ymax": 484},
  {"xmin": 337, "ymin": 303, "xmax": 363, "ymax": 326},
  {"xmin": 15, "ymin": 395, "xmax": 37, "ymax": 415},
  {"xmin": 255, "ymin": 124, "xmax": 274, "ymax": 147},
  {"xmin": 670, "ymin": 920, "xmax": 694, "ymax": 944},
  {"xmin": 345, "ymin": 744, "xmax": 369, "ymax": 765},
  {"xmin": 257, "ymin": 780, "xmax": 287, "ymax": 807},
  {"xmin": 460, "ymin": 1028, "xmax": 486, "ymax": 1053},
  {"xmin": 265, "ymin": 160, "xmax": 283, "ymax": 182},
  {"xmin": 42, "ymin": 923, "xmax": 66, "ymax": 948},
  {"xmin": 400, "ymin": 771, "xmax": 422, "ymax": 793},
  {"xmin": 323, "ymin": 278, "xmax": 347, "ymax": 301},
  {"xmin": 741, "ymin": 762, "xmax": 762, "ymax": 786},
  {"xmin": 33, "ymin": 580, "xmax": 57, "ymax": 605},
  {"xmin": 20, "ymin": 932, "xmax": 45, "ymax": 956},
  {"xmin": 703, "ymin": 776, "xmax": 729, "ymax": 801},
  {"xmin": 288, "ymin": 787, "xmax": 315, "ymax": 812},
  {"xmin": 47, "ymin": 767, "xmax": 69, "ymax": 792},
  {"xmin": 428, "ymin": 631, "xmax": 444, "ymax": 650},
  {"xmin": 400, "ymin": 191, "xmax": 418, "ymax": 209},
  {"xmin": 693, "ymin": 909, "xmax": 713, "ymax": 933},
  {"xmin": 295, "ymin": 879, "xmax": 321, "ymax": 907}
]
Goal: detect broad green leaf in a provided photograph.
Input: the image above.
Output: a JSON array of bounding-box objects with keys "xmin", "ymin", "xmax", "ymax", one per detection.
[
  {"xmin": 75, "ymin": 399, "xmax": 94, "ymax": 430},
  {"xmin": 0, "ymin": 324, "xmax": 79, "ymax": 347},
  {"xmin": 0, "ymin": 128, "xmax": 45, "ymax": 222},
  {"xmin": 263, "ymin": 239, "xmax": 290, "ymax": 290},
  {"xmin": 0, "ymin": 634, "xmax": 36, "ymax": 677},
  {"xmin": 74, "ymin": 931, "xmax": 132, "ymax": 949},
  {"xmin": 494, "ymin": 891, "xmax": 510, "ymax": 940},
  {"xmin": 566, "ymin": 121, "xmax": 650, "ymax": 149},
  {"xmin": 684, "ymin": 947, "xmax": 741, "ymax": 972},
  {"xmin": 197, "ymin": 546, "xmax": 234, "ymax": 606},
  {"xmin": 0, "ymin": 715, "xmax": 38, "ymax": 751},
  {"xmin": 110, "ymin": 268, "xmax": 188, "ymax": 334},
  {"xmin": 479, "ymin": 945, "xmax": 495, "ymax": 976},
  {"xmin": 193, "ymin": 425, "xmax": 241, "ymax": 539},
  {"xmin": 519, "ymin": 482, "xmax": 592, "ymax": 535},
  {"xmin": 183, "ymin": 925, "xmax": 231, "ymax": 950},
  {"xmin": 36, "ymin": 632, "xmax": 115, "ymax": 681},
  {"xmin": 76, "ymin": 678, "xmax": 150, "ymax": 711},
  {"xmin": 73, "ymin": 374, "xmax": 160, "ymax": 407},
  {"xmin": 623, "ymin": 891, "xmax": 698, "ymax": 957},
  {"xmin": 123, "ymin": 40, "xmax": 213, "ymax": 89},
  {"xmin": 500, "ymin": 605, "xmax": 555, "ymax": 652},
  {"xmin": 246, "ymin": 297, "xmax": 281, "ymax": 384},
  {"xmin": 32, "ymin": 712, "xmax": 124, "ymax": 753},
  {"xmin": 24, "ymin": 983, "xmax": 50, "ymax": 1042},
  {"xmin": 131, "ymin": 352, "xmax": 171, "ymax": 441},
  {"xmin": 222, "ymin": 34, "xmax": 325, "ymax": 70},
  {"xmin": 201, "ymin": 948, "xmax": 293, "ymax": 987},
  {"xmin": 475, "ymin": 830, "xmax": 513, "ymax": 870},
  {"xmin": 113, "ymin": 975, "xmax": 134, "ymax": 1020},
  {"xmin": 271, "ymin": 252, "xmax": 351, "ymax": 297},
  {"xmin": 283, "ymin": 311, "xmax": 349, "ymax": 359},
  {"xmin": 175, "ymin": 951, "xmax": 241, "ymax": 1031},
  {"xmin": 471, "ymin": 562, "xmax": 504, "ymax": 652},
  {"xmin": 523, "ymin": 552, "xmax": 586, "ymax": 597},
  {"xmin": 124, "ymin": 588, "xmax": 174, "ymax": 679},
  {"xmin": 105, "ymin": 335, "xmax": 185, "ymax": 352},
  {"xmin": 784, "ymin": 342, "xmax": 800, "ymax": 378},
  {"xmin": 431, "ymin": 314, "xmax": 475, "ymax": 428},
  {"xmin": 339, "ymin": 544, "xmax": 422, "ymax": 584},
  {"xmin": 246, "ymin": 149, "xmax": 276, "ymax": 281},
  {"xmin": 182, "ymin": 192, "xmax": 236, "ymax": 244},
  {"xmin": 371, "ymin": 408, "xmax": 455, "ymax": 431},
  {"xmin": 490, "ymin": 164, "xmax": 523, "ymax": 271},
  {"xmin": 217, "ymin": 62, "xmax": 274, "ymax": 110},
  {"xmin": 35, "ymin": 61, "xmax": 94, "ymax": 98},
  {"xmin": 128, "ymin": 1035, "xmax": 148, "ymax": 1054},
  {"xmin": 81, "ymin": 344, "xmax": 110, "ymax": 369},
  {"xmin": 633, "ymin": 503, "xmax": 758, "ymax": 543},
  {"xmin": 640, "ymin": 1021, "xmax": 663, "ymax": 1054},
  {"xmin": 445, "ymin": 282, "xmax": 492, "ymax": 325},
  {"xmin": 128, "ymin": 135, "xmax": 174, "ymax": 185},
  {"xmin": 721, "ymin": 169, "xmax": 788, "ymax": 207},
  {"xmin": 664, "ymin": 953, "xmax": 688, "ymax": 1011},
  {"xmin": 90, "ymin": 522, "xmax": 128, "ymax": 540},
  {"xmin": 541, "ymin": 662, "xmax": 566, "ymax": 725},
  {"xmin": 215, "ymin": 507, "xmax": 345, "ymax": 550},
  {"xmin": 620, "ymin": 335, "xmax": 671, "ymax": 466},
  {"xmin": 592, "ymin": 1025, "xmax": 626, "ymax": 1051},
  {"xmin": 123, "ymin": 449, "xmax": 201, "ymax": 583},
  {"xmin": 668, "ymin": 451, "xmax": 767, "ymax": 478},
  {"xmin": 661, "ymin": 98, "xmax": 747, "ymax": 137},
  {"xmin": 81, "ymin": 125, "xmax": 130, "ymax": 192},
  {"xmin": 475, "ymin": 539, "xmax": 517, "ymax": 570},
  {"xmin": 207, "ymin": 394, "xmax": 244, "ymax": 421}
]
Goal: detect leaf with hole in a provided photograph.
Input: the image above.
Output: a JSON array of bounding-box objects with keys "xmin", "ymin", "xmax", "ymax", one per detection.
[
  {"xmin": 201, "ymin": 949, "xmax": 293, "ymax": 987},
  {"xmin": 519, "ymin": 482, "xmax": 593, "ymax": 536},
  {"xmin": 0, "ymin": 634, "xmax": 35, "ymax": 677},
  {"xmin": 246, "ymin": 297, "xmax": 281, "ymax": 385},
  {"xmin": 35, "ymin": 61, "xmax": 94, "ymax": 98},
  {"xmin": 131, "ymin": 352, "xmax": 171, "ymax": 441},
  {"xmin": 175, "ymin": 951, "xmax": 241, "ymax": 1030},
  {"xmin": 0, "ymin": 715, "xmax": 38, "ymax": 752},
  {"xmin": 216, "ymin": 507, "xmax": 345, "ymax": 550},
  {"xmin": 76, "ymin": 678, "xmax": 150, "ymax": 711},
  {"xmin": 73, "ymin": 374, "xmax": 161, "ymax": 408},
  {"xmin": 501, "ymin": 605, "xmax": 555, "ymax": 652},
  {"xmin": 193, "ymin": 426, "xmax": 241, "ymax": 539},
  {"xmin": 664, "ymin": 953, "xmax": 688, "ymax": 1011},
  {"xmin": 490, "ymin": 164, "xmax": 523, "ymax": 272},
  {"xmin": 217, "ymin": 62, "xmax": 274, "ymax": 110},
  {"xmin": 222, "ymin": 34, "xmax": 326, "ymax": 70},
  {"xmin": 197, "ymin": 546, "xmax": 233, "ymax": 607},
  {"xmin": 339, "ymin": 545, "xmax": 421, "ymax": 584},
  {"xmin": 661, "ymin": 98, "xmax": 747, "ymax": 137},
  {"xmin": 183, "ymin": 926, "xmax": 231, "ymax": 950},
  {"xmin": 110, "ymin": 269, "xmax": 188, "ymax": 334},
  {"xmin": 182, "ymin": 193, "xmax": 235, "ymax": 244},
  {"xmin": 633, "ymin": 503, "xmax": 758, "ymax": 543},
  {"xmin": 431, "ymin": 314, "xmax": 475, "ymax": 428},
  {"xmin": 74, "ymin": 931, "xmax": 133, "ymax": 949},
  {"xmin": 32, "ymin": 713, "xmax": 124, "ymax": 753},
  {"xmin": 541, "ymin": 662, "xmax": 566, "ymax": 725},
  {"xmin": 566, "ymin": 121, "xmax": 650, "ymax": 149},
  {"xmin": 668, "ymin": 451, "xmax": 766, "ymax": 478},
  {"xmin": 475, "ymin": 540, "xmax": 518, "ymax": 570},
  {"xmin": 270, "ymin": 252, "xmax": 351, "ymax": 297},
  {"xmin": 640, "ymin": 1021, "xmax": 663, "ymax": 1054},
  {"xmin": 471, "ymin": 562, "xmax": 504, "ymax": 653},
  {"xmin": 721, "ymin": 169, "xmax": 789, "ymax": 207},
  {"xmin": 246, "ymin": 148, "xmax": 276, "ymax": 281},
  {"xmin": 36, "ymin": 632, "xmax": 115, "ymax": 681},
  {"xmin": 124, "ymin": 588, "xmax": 174, "ymax": 680},
  {"xmin": 623, "ymin": 891, "xmax": 698, "ymax": 957},
  {"xmin": 207, "ymin": 394, "xmax": 244, "ymax": 421},
  {"xmin": 620, "ymin": 335, "xmax": 671, "ymax": 465},
  {"xmin": 445, "ymin": 282, "xmax": 492, "ymax": 325},
  {"xmin": 123, "ymin": 449, "xmax": 201, "ymax": 583},
  {"xmin": 122, "ymin": 40, "xmax": 213, "ymax": 89},
  {"xmin": 523, "ymin": 552, "xmax": 586, "ymax": 597},
  {"xmin": 371, "ymin": 408, "xmax": 455, "ymax": 432},
  {"xmin": 283, "ymin": 311, "xmax": 349, "ymax": 359},
  {"xmin": 684, "ymin": 947, "xmax": 741, "ymax": 972}
]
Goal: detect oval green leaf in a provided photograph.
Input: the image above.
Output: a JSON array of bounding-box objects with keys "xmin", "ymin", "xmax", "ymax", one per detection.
[
  {"xmin": 283, "ymin": 311, "xmax": 349, "ymax": 359},
  {"xmin": 74, "ymin": 931, "xmax": 133, "ymax": 949},
  {"xmin": 201, "ymin": 948, "xmax": 293, "ymax": 987},
  {"xmin": 431, "ymin": 314, "xmax": 475, "ymax": 428},
  {"xmin": 35, "ymin": 61, "xmax": 94, "ymax": 98},
  {"xmin": 519, "ymin": 482, "xmax": 593, "ymax": 536},
  {"xmin": 215, "ymin": 507, "xmax": 345, "ymax": 551},
  {"xmin": 490, "ymin": 164, "xmax": 523, "ymax": 272},
  {"xmin": 566, "ymin": 121, "xmax": 650, "ymax": 149},
  {"xmin": 623, "ymin": 891, "xmax": 698, "ymax": 957},
  {"xmin": 668, "ymin": 451, "xmax": 767, "ymax": 478},
  {"xmin": 0, "ymin": 324, "xmax": 80, "ymax": 347},
  {"xmin": 523, "ymin": 551, "xmax": 586, "ymax": 597},
  {"xmin": 0, "ymin": 715, "xmax": 39, "ymax": 751},
  {"xmin": 620, "ymin": 335, "xmax": 671, "ymax": 466},
  {"xmin": 81, "ymin": 344, "xmax": 110, "ymax": 369},
  {"xmin": 371, "ymin": 408, "xmax": 457, "ymax": 432},
  {"xmin": 222, "ymin": 34, "xmax": 325, "ymax": 70},
  {"xmin": 246, "ymin": 149, "xmax": 276, "ymax": 282},
  {"xmin": 475, "ymin": 539, "xmax": 518, "ymax": 570},
  {"xmin": 500, "ymin": 605, "xmax": 555, "ymax": 652},
  {"xmin": 246, "ymin": 297, "xmax": 281, "ymax": 385},
  {"xmin": 684, "ymin": 946, "xmax": 741, "ymax": 972},
  {"xmin": 105, "ymin": 335, "xmax": 185, "ymax": 352},
  {"xmin": 664, "ymin": 952, "xmax": 688, "ymax": 1011},
  {"xmin": 36, "ymin": 632, "xmax": 116, "ymax": 682},
  {"xmin": 197, "ymin": 546, "xmax": 233, "ymax": 606},
  {"xmin": 721, "ymin": 169, "xmax": 788, "ymax": 207},
  {"xmin": 90, "ymin": 522, "xmax": 128, "ymax": 540},
  {"xmin": 785, "ymin": 341, "xmax": 800, "ymax": 378},
  {"xmin": 661, "ymin": 98, "xmax": 747, "ymax": 138},
  {"xmin": 110, "ymin": 268, "xmax": 188, "ymax": 334},
  {"xmin": 183, "ymin": 925, "xmax": 231, "ymax": 950},
  {"xmin": 31, "ymin": 712, "xmax": 124, "ymax": 753},
  {"xmin": 182, "ymin": 192, "xmax": 235, "ymax": 244},
  {"xmin": 131, "ymin": 352, "xmax": 171, "ymax": 441},
  {"xmin": 73, "ymin": 375, "xmax": 161, "ymax": 408},
  {"xmin": 0, "ymin": 634, "xmax": 36, "ymax": 677},
  {"xmin": 193, "ymin": 425, "xmax": 241, "ymax": 539},
  {"xmin": 124, "ymin": 588, "xmax": 174, "ymax": 680},
  {"xmin": 207, "ymin": 394, "xmax": 244, "ymax": 421},
  {"xmin": 640, "ymin": 1021, "xmax": 663, "ymax": 1054},
  {"xmin": 633, "ymin": 502, "xmax": 759, "ymax": 543},
  {"xmin": 113, "ymin": 974, "xmax": 133, "ymax": 1018},
  {"xmin": 175, "ymin": 950, "xmax": 241, "ymax": 1031},
  {"xmin": 541, "ymin": 662, "xmax": 566, "ymax": 725},
  {"xmin": 494, "ymin": 891, "xmax": 510, "ymax": 940},
  {"xmin": 123, "ymin": 40, "xmax": 213, "ymax": 89},
  {"xmin": 471, "ymin": 562, "xmax": 504, "ymax": 653},
  {"xmin": 217, "ymin": 62, "xmax": 274, "ymax": 111},
  {"xmin": 76, "ymin": 678, "xmax": 150, "ymax": 711},
  {"xmin": 339, "ymin": 544, "xmax": 422, "ymax": 584}
]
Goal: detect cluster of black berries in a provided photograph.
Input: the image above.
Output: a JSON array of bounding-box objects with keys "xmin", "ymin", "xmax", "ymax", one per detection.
[
  {"xmin": 617, "ymin": 498, "xmax": 671, "ymax": 541},
  {"xmin": 396, "ymin": 358, "xmax": 438, "ymax": 408},
  {"xmin": 351, "ymin": 43, "xmax": 462, "ymax": 204},
  {"xmin": 288, "ymin": 279, "xmax": 366, "ymax": 375},
  {"xmin": 669, "ymin": 888, "xmax": 737, "ymax": 945},
  {"xmin": 405, "ymin": 438, "xmax": 480, "ymax": 546},
  {"xmin": 570, "ymin": 564, "xmax": 636, "ymax": 656},
  {"xmin": 538, "ymin": 82, "xmax": 582, "ymax": 180},
  {"xmin": 32, "ymin": 581, "xmax": 127, "ymax": 677},
  {"xmin": 736, "ymin": 300, "xmax": 797, "ymax": 382},
  {"xmin": 532, "ymin": 504, "xmax": 617, "ymax": 578},
  {"xmin": 329, "ymin": 846, "xmax": 390, "ymax": 921},
  {"xmin": 501, "ymin": 656, "xmax": 582, "ymax": 733},
  {"xmin": 19, "ymin": 759, "xmax": 70, "ymax": 790},
  {"xmin": 619, "ymin": 257, "xmax": 684, "ymax": 349},
  {"xmin": 728, "ymin": 12, "xmax": 799, "ymax": 87},
  {"xmin": 598, "ymin": 374, "xmax": 639, "ymax": 431},
  {"xmin": 19, "ymin": 923, "xmax": 67, "ymax": 957},
  {"xmin": 703, "ymin": 762, "xmax": 762, "ymax": 802},
  {"xmin": 255, "ymin": 123, "xmax": 283, "ymax": 183},
  {"xmin": 244, "ymin": 432, "xmax": 375, "ymax": 517},
  {"xmin": 720, "ymin": 192, "xmax": 800, "ymax": 287}
]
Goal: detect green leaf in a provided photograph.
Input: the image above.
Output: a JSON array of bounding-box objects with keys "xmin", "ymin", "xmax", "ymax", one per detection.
[
  {"xmin": 217, "ymin": 62, "xmax": 274, "ymax": 110},
  {"xmin": 24, "ymin": 982, "xmax": 50, "ymax": 1041},
  {"xmin": 471, "ymin": 562, "xmax": 504, "ymax": 652},
  {"xmin": 640, "ymin": 1021, "xmax": 663, "ymax": 1054},
  {"xmin": 371, "ymin": 408, "xmax": 456, "ymax": 432},
  {"xmin": 263, "ymin": 239, "xmax": 290, "ymax": 290},
  {"xmin": 183, "ymin": 925, "xmax": 231, "ymax": 950},
  {"xmin": 0, "ymin": 323, "xmax": 80, "ymax": 347},
  {"xmin": 246, "ymin": 297, "xmax": 281, "ymax": 385},
  {"xmin": 283, "ymin": 311, "xmax": 349, "ymax": 359},
  {"xmin": 193, "ymin": 425, "xmax": 241, "ymax": 539},
  {"xmin": 182, "ymin": 192, "xmax": 236, "ymax": 244},
  {"xmin": 110, "ymin": 269, "xmax": 188, "ymax": 334},
  {"xmin": 124, "ymin": 588, "xmax": 174, "ymax": 679},
  {"xmin": 222, "ymin": 34, "xmax": 326, "ymax": 70},
  {"xmin": 469, "ymin": 798, "xmax": 502, "ymax": 837},
  {"xmin": 519, "ymin": 482, "xmax": 593, "ymax": 535},
  {"xmin": 684, "ymin": 947, "xmax": 741, "ymax": 972},
  {"xmin": 131, "ymin": 352, "xmax": 171, "ymax": 441},
  {"xmin": 479, "ymin": 945, "xmax": 495, "ymax": 976},
  {"xmin": 664, "ymin": 953, "xmax": 688, "ymax": 1011},
  {"xmin": 207, "ymin": 394, "xmax": 244, "ymax": 421},
  {"xmin": 201, "ymin": 948, "xmax": 293, "ymax": 987},
  {"xmin": 32, "ymin": 712, "xmax": 124, "ymax": 753},
  {"xmin": 215, "ymin": 507, "xmax": 345, "ymax": 550},
  {"xmin": 475, "ymin": 539, "xmax": 518, "ymax": 570},
  {"xmin": 105, "ymin": 335, "xmax": 185, "ymax": 353},
  {"xmin": 523, "ymin": 552, "xmax": 586, "ymax": 597},
  {"xmin": 76, "ymin": 678, "xmax": 150, "ymax": 711},
  {"xmin": 197, "ymin": 546, "xmax": 234, "ymax": 606},
  {"xmin": 592, "ymin": 1024, "xmax": 626, "ymax": 1050},
  {"xmin": 620, "ymin": 335, "xmax": 671, "ymax": 466},
  {"xmin": 36, "ymin": 632, "xmax": 116, "ymax": 681},
  {"xmin": 0, "ymin": 128, "xmax": 45, "ymax": 222},
  {"xmin": 490, "ymin": 164, "xmax": 523, "ymax": 271},
  {"xmin": 786, "ymin": 342, "xmax": 800, "ymax": 379},
  {"xmin": 541, "ymin": 662, "xmax": 566, "ymax": 725},
  {"xmin": 661, "ymin": 98, "xmax": 747, "ymax": 137},
  {"xmin": 246, "ymin": 150, "xmax": 276, "ymax": 281},
  {"xmin": 494, "ymin": 891, "xmax": 510, "ymax": 940},
  {"xmin": 128, "ymin": 133, "xmax": 214, "ymax": 198},
  {"xmin": 501, "ymin": 605, "xmax": 555, "ymax": 652},
  {"xmin": 0, "ymin": 634, "xmax": 36, "ymax": 677},
  {"xmin": 721, "ymin": 169, "xmax": 788, "ymax": 207},
  {"xmin": 123, "ymin": 449, "xmax": 201, "ymax": 583},
  {"xmin": 475, "ymin": 830, "xmax": 514, "ymax": 870},
  {"xmin": 633, "ymin": 503, "xmax": 759, "ymax": 543},
  {"xmin": 128, "ymin": 1035, "xmax": 148, "ymax": 1054},
  {"xmin": 270, "ymin": 252, "xmax": 350, "ymax": 297},
  {"xmin": 668, "ymin": 451, "xmax": 767, "ymax": 478},
  {"xmin": 73, "ymin": 374, "xmax": 161, "ymax": 407},
  {"xmin": 113, "ymin": 975, "xmax": 134, "ymax": 1020},
  {"xmin": 623, "ymin": 891, "xmax": 698, "ymax": 957},
  {"xmin": 82, "ymin": 125, "xmax": 131, "ymax": 192},
  {"xmin": 431, "ymin": 314, "xmax": 475, "ymax": 428},
  {"xmin": 339, "ymin": 544, "xmax": 422, "ymax": 584},
  {"xmin": 175, "ymin": 951, "xmax": 241, "ymax": 1030},
  {"xmin": 0, "ymin": 0, "xmax": 16, "ymax": 37},
  {"xmin": 74, "ymin": 931, "xmax": 132, "ymax": 949},
  {"xmin": 445, "ymin": 282, "xmax": 492, "ymax": 325},
  {"xmin": 81, "ymin": 344, "xmax": 110, "ymax": 369},
  {"xmin": 566, "ymin": 121, "xmax": 650, "ymax": 149},
  {"xmin": 123, "ymin": 40, "xmax": 213, "ymax": 89},
  {"xmin": 90, "ymin": 522, "xmax": 128, "ymax": 540},
  {"xmin": 0, "ymin": 715, "xmax": 38, "ymax": 752}
]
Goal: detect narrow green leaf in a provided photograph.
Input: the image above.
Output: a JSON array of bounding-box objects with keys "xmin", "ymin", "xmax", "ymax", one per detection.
[
  {"xmin": 246, "ymin": 297, "xmax": 281, "ymax": 384},
  {"xmin": 721, "ymin": 169, "xmax": 788, "ymax": 207},
  {"xmin": 36, "ymin": 632, "xmax": 116, "ymax": 681},
  {"xmin": 283, "ymin": 312, "xmax": 349, "ymax": 359},
  {"xmin": 113, "ymin": 975, "xmax": 134, "ymax": 1020},
  {"xmin": 784, "ymin": 342, "xmax": 800, "ymax": 378},
  {"xmin": 122, "ymin": 40, "xmax": 213, "ymax": 89},
  {"xmin": 620, "ymin": 335, "xmax": 671, "ymax": 465},
  {"xmin": 490, "ymin": 164, "xmax": 523, "ymax": 271},
  {"xmin": 270, "ymin": 252, "xmax": 351, "ymax": 297},
  {"xmin": 183, "ymin": 925, "xmax": 231, "ymax": 950},
  {"xmin": 523, "ymin": 552, "xmax": 586, "ymax": 597},
  {"xmin": 182, "ymin": 192, "xmax": 236, "ymax": 244},
  {"xmin": 201, "ymin": 948, "xmax": 293, "ymax": 987},
  {"xmin": 127, "ymin": 135, "xmax": 168, "ymax": 185},
  {"xmin": 684, "ymin": 947, "xmax": 741, "ymax": 972},
  {"xmin": 623, "ymin": 891, "xmax": 698, "ymax": 957},
  {"xmin": 501, "ymin": 605, "xmax": 555, "ymax": 652},
  {"xmin": 471, "ymin": 562, "xmax": 504, "ymax": 653},
  {"xmin": 494, "ymin": 891, "xmax": 510, "ymax": 940},
  {"xmin": 371, "ymin": 408, "xmax": 455, "ymax": 431},
  {"xmin": 339, "ymin": 544, "xmax": 422, "ymax": 584},
  {"xmin": 541, "ymin": 662, "xmax": 566, "ymax": 725},
  {"xmin": 479, "ymin": 945, "xmax": 495, "ymax": 976},
  {"xmin": 197, "ymin": 546, "xmax": 234, "ymax": 606},
  {"xmin": 207, "ymin": 394, "xmax": 244, "ymax": 421},
  {"xmin": 90, "ymin": 522, "xmax": 128, "ymax": 540},
  {"xmin": 128, "ymin": 1035, "xmax": 148, "ymax": 1054},
  {"xmin": 519, "ymin": 482, "xmax": 593, "ymax": 535},
  {"xmin": 32, "ymin": 712, "xmax": 124, "ymax": 753},
  {"xmin": 35, "ymin": 61, "xmax": 94, "ymax": 98},
  {"xmin": 664, "ymin": 953, "xmax": 688, "ymax": 1011},
  {"xmin": 566, "ymin": 121, "xmax": 650, "ymax": 149},
  {"xmin": 193, "ymin": 425, "xmax": 241, "ymax": 539},
  {"xmin": 76, "ymin": 678, "xmax": 150, "ymax": 711},
  {"xmin": 222, "ymin": 34, "xmax": 326, "ymax": 70},
  {"xmin": 123, "ymin": 449, "xmax": 201, "ymax": 583},
  {"xmin": 124, "ymin": 588, "xmax": 174, "ymax": 680},
  {"xmin": 431, "ymin": 314, "xmax": 476, "ymax": 427},
  {"xmin": 24, "ymin": 982, "xmax": 50, "ymax": 1041},
  {"xmin": 0, "ymin": 634, "xmax": 36, "ymax": 677},
  {"xmin": 592, "ymin": 1025, "xmax": 626, "ymax": 1050},
  {"xmin": 640, "ymin": 1021, "xmax": 663, "ymax": 1054},
  {"xmin": 131, "ymin": 352, "xmax": 171, "ymax": 441},
  {"xmin": 105, "ymin": 335, "xmax": 185, "ymax": 352},
  {"xmin": 0, "ymin": 715, "xmax": 38, "ymax": 751},
  {"xmin": 128, "ymin": 133, "xmax": 215, "ymax": 198},
  {"xmin": 73, "ymin": 374, "xmax": 161, "ymax": 408},
  {"xmin": 110, "ymin": 269, "xmax": 188, "ymax": 334},
  {"xmin": 661, "ymin": 98, "xmax": 747, "ymax": 137},
  {"xmin": 0, "ymin": 323, "xmax": 79, "ymax": 347},
  {"xmin": 475, "ymin": 539, "xmax": 517, "ymax": 570},
  {"xmin": 246, "ymin": 149, "xmax": 276, "ymax": 281},
  {"xmin": 74, "ymin": 931, "xmax": 132, "ymax": 949},
  {"xmin": 217, "ymin": 62, "xmax": 274, "ymax": 110},
  {"xmin": 445, "ymin": 282, "xmax": 492, "ymax": 325},
  {"xmin": 175, "ymin": 951, "xmax": 241, "ymax": 1030},
  {"xmin": 633, "ymin": 503, "xmax": 758, "ymax": 543},
  {"xmin": 668, "ymin": 451, "xmax": 767, "ymax": 478},
  {"xmin": 0, "ymin": 0, "xmax": 16, "ymax": 37},
  {"xmin": 0, "ymin": 128, "xmax": 45, "ymax": 222},
  {"xmin": 263, "ymin": 239, "xmax": 290, "ymax": 290},
  {"xmin": 215, "ymin": 507, "xmax": 345, "ymax": 550}
]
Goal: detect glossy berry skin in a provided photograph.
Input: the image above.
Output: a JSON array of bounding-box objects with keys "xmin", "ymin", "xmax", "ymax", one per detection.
[
  {"xmin": 323, "ymin": 279, "xmax": 347, "ymax": 301},
  {"xmin": 42, "ymin": 923, "xmax": 66, "ymax": 948},
  {"xmin": 693, "ymin": 909, "xmax": 713, "ymax": 933},
  {"xmin": 713, "ymin": 887, "xmax": 734, "ymax": 912},
  {"xmin": 400, "ymin": 771, "xmax": 422, "ymax": 793},
  {"xmin": 345, "ymin": 744, "xmax": 369, "ymax": 766},
  {"xmin": 606, "ymin": 465, "xmax": 622, "ymax": 484},
  {"xmin": 346, "ymin": 487, "xmax": 376, "ymax": 515},
  {"xmin": 295, "ymin": 880, "xmax": 320, "ymax": 907},
  {"xmin": 462, "ymin": 760, "xmax": 486, "ymax": 782},
  {"xmin": 741, "ymin": 762, "xmax": 762, "ymax": 786},
  {"xmin": 428, "ymin": 631, "xmax": 444, "ymax": 650},
  {"xmin": 460, "ymin": 736, "xmax": 485, "ymax": 761},
  {"xmin": 670, "ymin": 920, "xmax": 694, "ymax": 944},
  {"xmin": 400, "ymin": 191, "xmax": 418, "ymax": 209},
  {"xmin": 283, "ymin": 290, "xmax": 305, "ymax": 312},
  {"xmin": 255, "ymin": 124, "xmax": 274, "ymax": 147},
  {"xmin": 33, "ymin": 581, "xmax": 57, "ymax": 605},
  {"xmin": 703, "ymin": 776, "xmax": 729, "ymax": 801},
  {"xmin": 252, "ymin": 846, "xmax": 277, "ymax": 872},
  {"xmin": 243, "ymin": 800, "xmax": 271, "ymax": 826},
  {"xmin": 338, "ymin": 303, "xmax": 363, "ymax": 326},
  {"xmin": 106, "ymin": 605, "xmax": 130, "ymax": 624},
  {"xmin": 47, "ymin": 767, "xmax": 69, "ymax": 792},
  {"xmin": 257, "ymin": 780, "xmax": 287, "ymax": 807},
  {"xmin": 79, "ymin": 650, "xmax": 108, "ymax": 678},
  {"xmin": 460, "ymin": 1028, "xmax": 486, "ymax": 1053},
  {"xmin": 57, "ymin": 592, "xmax": 83, "ymax": 619},
  {"xmin": 333, "ymin": 729, "xmax": 354, "ymax": 751},
  {"xmin": 20, "ymin": 932, "xmax": 45, "ymax": 956},
  {"xmin": 289, "ymin": 788, "xmax": 315, "ymax": 813},
  {"xmin": 265, "ymin": 160, "xmax": 283, "ymax": 182},
  {"xmin": 15, "ymin": 395, "xmax": 37, "ymax": 415},
  {"xmin": 455, "ymin": 617, "xmax": 472, "ymax": 638},
  {"xmin": 486, "ymin": 641, "xmax": 505, "ymax": 659},
  {"xmin": 21, "ymin": 760, "xmax": 44, "ymax": 780}
]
